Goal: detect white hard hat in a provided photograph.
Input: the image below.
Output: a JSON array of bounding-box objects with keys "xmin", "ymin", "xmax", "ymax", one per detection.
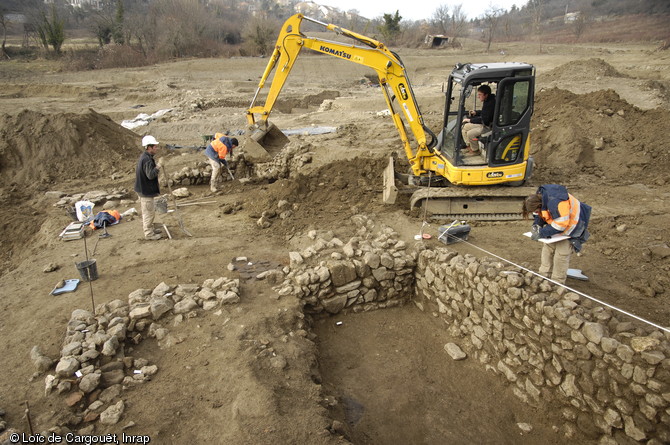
[{"xmin": 142, "ymin": 135, "xmax": 159, "ymax": 147}]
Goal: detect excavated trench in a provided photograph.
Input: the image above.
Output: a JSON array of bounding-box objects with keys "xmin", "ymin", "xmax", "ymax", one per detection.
[
  {"xmin": 282, "ymin": 218, "xmax": 670, "ymax": 444},
  {"xmin": 313, "ymin": 305, "xmax": 569, "ymax": 445}
]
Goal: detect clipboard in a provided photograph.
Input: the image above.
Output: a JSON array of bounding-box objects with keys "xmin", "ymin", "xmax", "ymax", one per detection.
[{"xmin": 523, "ymin": 232, "xmax": 570, "ymax": 244}]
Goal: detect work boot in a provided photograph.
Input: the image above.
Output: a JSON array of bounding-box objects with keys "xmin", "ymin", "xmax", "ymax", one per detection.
[{"xmin": 145, "ymin": 233, "xmax": 162, "ymax": 241}]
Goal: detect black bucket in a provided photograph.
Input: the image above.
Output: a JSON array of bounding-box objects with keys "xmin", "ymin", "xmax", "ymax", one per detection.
[{"xmin": 76, "ymin": 259, "xmax": 98, "ymax": 282}]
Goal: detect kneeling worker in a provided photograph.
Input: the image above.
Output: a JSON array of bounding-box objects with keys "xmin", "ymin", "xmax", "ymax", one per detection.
[
  {"xmin": 522, "ymin": 184, "xmax": 592, "ymax": 284},
  {"xmin": 204, "ymin": 132, "xmax": 238, "ymax": 192}
]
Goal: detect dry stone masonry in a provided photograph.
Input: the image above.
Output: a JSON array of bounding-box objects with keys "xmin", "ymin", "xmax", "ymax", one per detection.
[
  {"xmin": 273, "ymin": 215, "xmax": 416, "ymax": 315},
  {"xmin": 414, "ymin": 247, "xmax": 670, "ymax": 443},
  {"xmin": 33, "ymin": 277, "xmax": 240, "ymax": 435}
]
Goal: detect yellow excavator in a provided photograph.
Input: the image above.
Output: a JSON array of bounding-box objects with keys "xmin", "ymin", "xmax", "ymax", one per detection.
[{"xmin": 245, "ymin": 14, "xmax": 536, "ymax": 220}]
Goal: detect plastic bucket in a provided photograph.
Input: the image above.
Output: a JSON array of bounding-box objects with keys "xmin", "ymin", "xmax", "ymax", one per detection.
[
  {"xmin": 76, "ymin": 259, "xmax": 98, "ymax": 282},
  {"xmin": 155, "ymin": 196, "xmax": 168, "ymax": 214}
]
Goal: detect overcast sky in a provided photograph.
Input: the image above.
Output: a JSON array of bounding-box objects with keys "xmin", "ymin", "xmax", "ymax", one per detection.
[{"xmin": 323, "ymin": 0, "xmax": 529, "ymax": 21}]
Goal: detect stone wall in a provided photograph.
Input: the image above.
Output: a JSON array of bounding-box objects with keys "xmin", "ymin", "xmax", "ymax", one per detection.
[
  {"xmin": 274, "ymin": 215, "xmax": 416, "ymax": 315},
  {"xmin": 414, "ymin": 247, "xmax": 670, "ymax": 443}
]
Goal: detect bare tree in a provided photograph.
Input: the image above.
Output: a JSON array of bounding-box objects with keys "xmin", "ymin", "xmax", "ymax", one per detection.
[
  {"xmin": 482, "ymin": 6, "xmax": 504, "ymax": 52},
  {"xmin": 432, "ymin": 5, "xmax": 450, "ymax": 35},
  {"xmin": 0, "ymin": 6, "xmax": 9, "ymax": 59},
  {"xmin": 430, "ymin": 4, "xmax": 467, "ymax": 45},
  {"xmin": 573, "ymin": 13, "xmax": 586, "ymax": 40},
  {"xmin": 450, "ymin": 5, "xmax": 468, "ymax": 44},
  {"xmin": 243, "ymin": 16, "xmax": 277, "ymax": 56},
  {"xmin": 528, "ymin": 0, "xmax": 544, "ymax": 51}
]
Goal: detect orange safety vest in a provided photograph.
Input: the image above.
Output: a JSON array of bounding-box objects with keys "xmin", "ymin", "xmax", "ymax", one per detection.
[
  {"xmin": 211, "ymin": 138, "xmax": 229, "ymax": 160},
  {"xmin": 89, "ymin": 210, "xmax": 121, "ymax": 230},
  {"xmin": 540, "ymin": 193, "xmax": 581, "ymax": 236}
]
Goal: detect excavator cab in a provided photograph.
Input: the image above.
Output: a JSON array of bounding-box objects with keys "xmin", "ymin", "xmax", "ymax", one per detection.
[{"xmin": 438, "ymin": 63, "xmax": 535, "ymax": 181}]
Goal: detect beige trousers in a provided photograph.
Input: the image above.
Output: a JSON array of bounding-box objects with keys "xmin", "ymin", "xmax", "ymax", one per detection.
[
  {"xmin": 461, "ymin": 122, "xmax": 484, "ymax": 150},
  {"xmin": 539, "ymin": 239, "xmax": 572, "ymax": 284},
  {"xmin": 208, "ymin": 158, "xmax": 222, "ymax": 192},
  {"xmin": 139, "ymin": 195, "xmax": 156, "ymax": 238}
]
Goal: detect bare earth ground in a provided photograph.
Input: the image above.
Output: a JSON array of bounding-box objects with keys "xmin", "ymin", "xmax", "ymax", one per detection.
[{"xmin": 0, "ymin": 40, "xmax": 669, "ymax": 444}]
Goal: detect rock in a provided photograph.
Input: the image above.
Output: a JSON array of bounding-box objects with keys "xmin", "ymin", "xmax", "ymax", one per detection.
[
  {"xmin": 55, "ymin": 357, "xmax": 80, "ymax": 377},
  {"xmin": 150, "ymin": 297, "xmax": 174, "ymax": 320},
  {"xmin": 99, "ymin": 384, "xmax": 122, "ymax": 402},
  {"xmin": 288, "ymin": 251, "xmax": 303, "ymax": 267},
  {"xmin": 140, "ymin": 365, "xmax": 158, "ymax": 376},
  {"xmin": 171, "ymin": 187, "xmax": 190, "ymax": 198},
  {"xmin": 217, "ymin": 291, "xmax": 240, "ymax": 305},
  {"xmin": 99, "ymin": 400, "xmax": 125, "ymax": 425},
  {"xmin": 650, "ymin": 244, "xmax": 670, "ymax": 260},
  {"xmin": 517, "ymin": 423, "xmax": 533, "ymax": 433},
  {"xmin": 173, "ymin": 297, "xmax": 199, "ymax": 314},
  {"xmin": 65, "ymin": 391, "xmax": 84, "ymax": 407},
  {"xmin": 43, "ymin": 263, "xmax": 59, "ymax": 273},
  {"xmin": 101, "ymin": 369, "xmax": 125, "ymax": 388},
  {"xmin": 151, "ymin": 282, "xmax": 171, "ymax": 298},
  {"xmin": 79, "ymin": 372, "xmax": 101, "ymax": 393},
  {"xmin": 270, "ymin": 355, "xmax": 287, "ymax": 369},
  {"xmin": 328, "ymin": 261, "xmax": 357, "ymax": 286},
  {"xmin": 102, "ymin": 336, "xmax": 120, "ymax": 356},
  {"xmin": 582, "ymin": 322, "xmax": 605, "ymax": 344},
  {"xmin": 30, "ymin": 346, "xmax": 53, "ymax": 373},
  {"xmin": 630, "ymin": 336, "xmax": 660, "ymax": 352},
  {"xmin": 322, "ymin": 294, "xmax": 347, "ymax": 314},
  {"xmin": 45, "ymin": 191, "xmax": 66, "ymax": 199},
  {"xmin": 444, "ymin": 343, "xmax": 467, "ymax": 360},
  {"xmin": 129, "ymin": 304, "xmax": 152, "ymax": 320}
]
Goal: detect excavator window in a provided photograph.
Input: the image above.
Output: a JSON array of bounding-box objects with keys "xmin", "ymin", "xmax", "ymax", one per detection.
[{"xmin": 497, "ymin": 80, "xmax": 531, "ymax": 126}]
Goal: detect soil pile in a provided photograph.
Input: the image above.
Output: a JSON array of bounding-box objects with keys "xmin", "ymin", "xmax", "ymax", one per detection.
[
  {"xmin": 0, "ymin": 109, "xmax": 139, "ymax": 190},
  {"xmin": 539, "ymin": 58, "xmax": 629, "ymax": 81},
  {"xmin": 531, "ymin": 87, "xmax": 670, "ymax": 183},
  {"xmin": 245, "ymin": 155, "xmax": 388, "ymax": 240}
]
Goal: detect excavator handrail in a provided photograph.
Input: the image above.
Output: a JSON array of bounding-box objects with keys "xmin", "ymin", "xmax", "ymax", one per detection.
[{"xmin": 246, "ymin": 13, "xmax": 444, "ymax": 175}]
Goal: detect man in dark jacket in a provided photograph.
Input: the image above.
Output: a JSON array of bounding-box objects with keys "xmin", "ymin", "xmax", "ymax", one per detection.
[
  {"xmin": 461, "ymin": 84, "xmax": 496, "ymax": 156},
  {"xmin": 134, "ymin": 135, "xmax": 162, "ymax": 240}
]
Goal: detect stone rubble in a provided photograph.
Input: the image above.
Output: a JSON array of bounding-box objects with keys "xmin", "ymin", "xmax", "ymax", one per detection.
[{"xmin": 37, "ymin": 276, "xmax": 241, "ymax": 433}]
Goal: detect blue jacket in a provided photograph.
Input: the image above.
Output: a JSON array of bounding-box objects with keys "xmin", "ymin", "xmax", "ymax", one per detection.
[
  {"xmin": 204, "ymin": 136, "xmax": 234, "ymax": 164},
  {"xmin": 534, "ymin": 184, "xmax": 591, "ymax": 252}
]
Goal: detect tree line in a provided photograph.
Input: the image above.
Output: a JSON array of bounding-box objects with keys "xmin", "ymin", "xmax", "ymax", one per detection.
[{"xmin": 1, "ymin": 0, "xmax": 667, "ymax": 66}]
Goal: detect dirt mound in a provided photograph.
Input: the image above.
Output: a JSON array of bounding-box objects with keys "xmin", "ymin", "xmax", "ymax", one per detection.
[
  {"xmin": 246, "ymin": 155, "xmax": 388, "ymax": 240},
  {"xmin": 531, "ymin": 87, "xmax": 669, "ymax": 184},
  {"xmin": 540, "ymin": 58, "xmax": 630, "ymax": 81},
  {"xmin": 0, "ymin": 109, "xmax": 139, "ymax": 190}
]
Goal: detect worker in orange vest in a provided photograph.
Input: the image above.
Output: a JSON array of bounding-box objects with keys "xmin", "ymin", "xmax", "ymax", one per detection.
[
  {"xmin": 204, "ymin": 132, "xmax": 238, "ymax": 192},
  {"xmin": 523, "ymin": 184, "xmax": 591, "ymax": 284}
]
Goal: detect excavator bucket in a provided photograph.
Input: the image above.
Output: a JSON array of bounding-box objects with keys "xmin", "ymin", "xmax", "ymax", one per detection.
[
  {"xmin": 382, "ymin": 157, "xmax": 398, "ymax": 204},
  {"xmin": 242, "ymin": 122, "xmax": 290, "ymax": 163}
]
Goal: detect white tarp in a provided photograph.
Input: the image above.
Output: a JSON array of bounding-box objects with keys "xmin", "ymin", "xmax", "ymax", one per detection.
[{"xmin": 121, "ymin": 108, "xmax": 173, "ymax": 130}]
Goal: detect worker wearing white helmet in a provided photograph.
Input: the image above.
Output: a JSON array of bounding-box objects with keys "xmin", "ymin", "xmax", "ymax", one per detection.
[{"xmin": 134, "ymin": 135, "xmax": 163, "ymax": 240}]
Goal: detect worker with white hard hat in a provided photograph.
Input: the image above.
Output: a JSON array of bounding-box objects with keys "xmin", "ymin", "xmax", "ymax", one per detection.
[{"xmin": 134, "ymin": 135, "xmax": 163, "ymax": 240}]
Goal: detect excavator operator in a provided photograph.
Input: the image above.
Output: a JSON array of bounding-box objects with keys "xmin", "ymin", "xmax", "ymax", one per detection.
[{"xmin": 461, "ymin": 84, "xmax": 495, "ymax": 156}]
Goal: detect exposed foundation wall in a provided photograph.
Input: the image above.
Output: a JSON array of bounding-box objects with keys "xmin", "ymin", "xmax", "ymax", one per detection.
[
  {"xmin": 414, "ymin": 248, "xmax": 670, "ymax": 443},
  {"xmin": 274, "ymin": 215, "xmax": 416, "ymax": 315},
  {"xmin": 276, "ymin": 215, "xmax": 670, "ymax": 443}
]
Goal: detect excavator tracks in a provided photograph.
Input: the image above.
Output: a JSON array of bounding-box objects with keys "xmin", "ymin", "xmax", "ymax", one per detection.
[{"xmin": 409, "ymin": 186, "xmax": 537, "ymax": 221}]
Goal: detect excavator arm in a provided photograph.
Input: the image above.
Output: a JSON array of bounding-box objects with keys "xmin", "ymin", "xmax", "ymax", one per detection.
[{"xmin": 246, "ymin": 14, "xmax": 439, "ymax": 175}]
